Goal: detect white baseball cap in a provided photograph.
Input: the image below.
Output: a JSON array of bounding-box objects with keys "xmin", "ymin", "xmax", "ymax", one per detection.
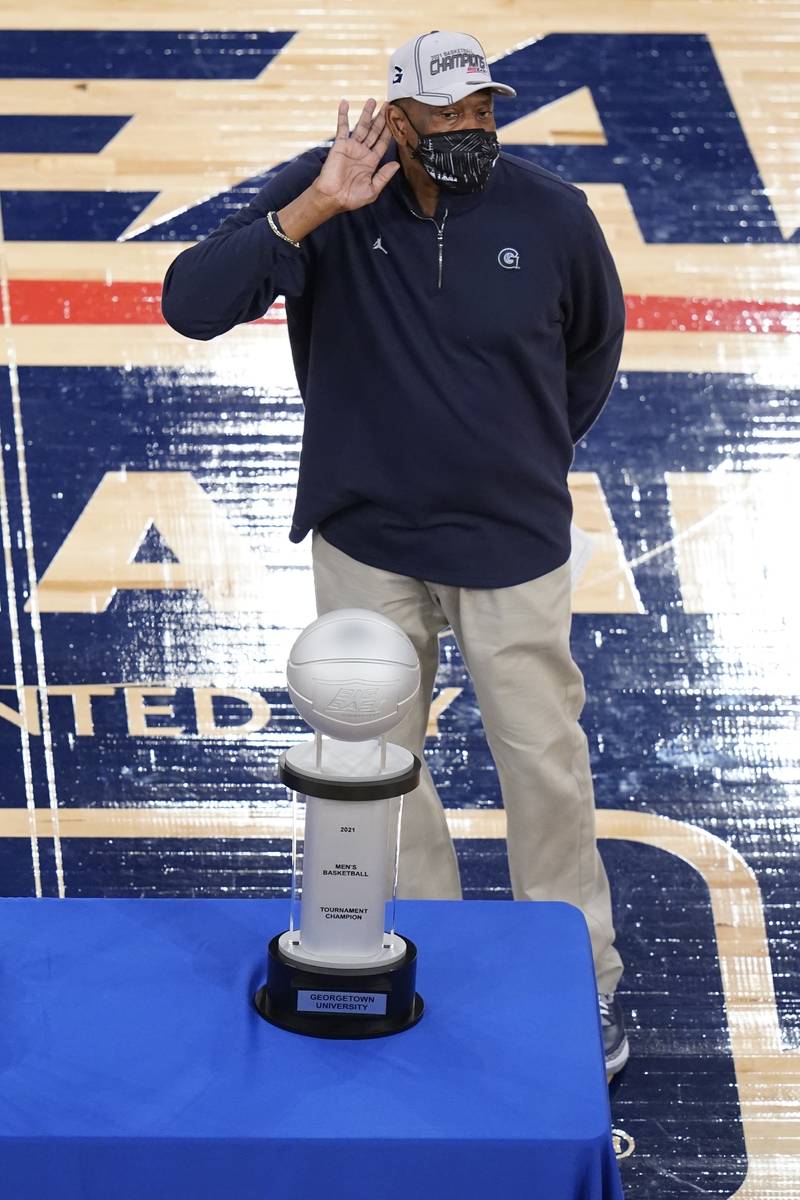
[{"xmin": 388, "ymin": 31, "xmax": 516, "ymax": 106}]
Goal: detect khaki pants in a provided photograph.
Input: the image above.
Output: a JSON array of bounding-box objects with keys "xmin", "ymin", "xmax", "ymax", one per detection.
[{"xmin": 311, "ymin": 529, "xmax": 624, "ymax": 994}]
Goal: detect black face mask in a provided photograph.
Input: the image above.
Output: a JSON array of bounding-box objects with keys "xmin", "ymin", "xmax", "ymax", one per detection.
[{"xmin": 406, "ymin": 117, "xmax": 500, "ymax": 194}]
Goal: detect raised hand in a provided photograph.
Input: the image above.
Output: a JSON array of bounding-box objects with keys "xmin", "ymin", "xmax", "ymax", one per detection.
[{"xmin": 314, "ymin": 99, "xmax": 400, "ymax": 212}]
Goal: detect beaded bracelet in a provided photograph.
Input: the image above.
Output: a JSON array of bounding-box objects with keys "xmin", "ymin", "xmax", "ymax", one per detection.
[{"xmin": 267, "ymin": 210, "xmax": 301, "ymax": 249}]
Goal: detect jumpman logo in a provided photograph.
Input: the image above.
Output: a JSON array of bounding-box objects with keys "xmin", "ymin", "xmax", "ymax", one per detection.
[{"xmin": 372, "ymin": 236, "xmax": 388, "ymax": 254}]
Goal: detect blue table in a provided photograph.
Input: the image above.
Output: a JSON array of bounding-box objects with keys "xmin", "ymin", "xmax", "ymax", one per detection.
[{"xmin": 0, "ymin": 898, "xmax": 623, "ymax": 1199}]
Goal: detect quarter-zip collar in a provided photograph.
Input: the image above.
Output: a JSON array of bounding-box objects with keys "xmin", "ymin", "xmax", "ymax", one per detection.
[{"xmin": 381, "ymin": 143, "xmax": 500, "ymax": 291}]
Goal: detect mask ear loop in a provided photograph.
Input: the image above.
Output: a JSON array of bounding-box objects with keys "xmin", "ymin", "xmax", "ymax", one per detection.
[{"xmin": 394, "ymin": 102, "xmax": 424, "ymax": 159}]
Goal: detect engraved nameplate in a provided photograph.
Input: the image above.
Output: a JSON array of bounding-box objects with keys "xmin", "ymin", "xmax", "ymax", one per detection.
[{"xmin": 296, "ymin": 990, "xmax": 388, "ymax": 1015}]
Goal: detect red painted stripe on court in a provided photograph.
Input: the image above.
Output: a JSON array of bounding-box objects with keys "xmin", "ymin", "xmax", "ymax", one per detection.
[
  {"xmin": 6, "ymin": 281, "xmax": 800, "ymax": 334},
  {"xmin": 6, "ymin": 281, "xmax": 286, "ymax": 326}
]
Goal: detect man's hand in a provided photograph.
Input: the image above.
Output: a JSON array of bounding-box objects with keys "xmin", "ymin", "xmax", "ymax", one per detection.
[
  {"xmin": 275, "ymin": 100, "xmax": 400, "ymax": 244},
  {"xmin": 314, "ymin": 99, "xmax": 400, "ymax": 212}
]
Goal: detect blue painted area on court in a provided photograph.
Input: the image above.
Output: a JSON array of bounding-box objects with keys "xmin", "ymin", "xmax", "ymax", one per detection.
[
  {"xmin": 0, "ymin": 116, "xmax": 132, "ymax": 154},
  {"xmin": 494, "ymin": 34, "xmax": 788, "ymax": 243},
  {"xmin": 448, "ymin": 836, "xmax": 755, "ymax": 1196},
  {"xmin": 2, "ymin": 31, "xmax": 789, "ymax": 244},
  {"xmin": 2, "ymin": 360, "xmax": 795, "ymax": 1191},
  {"xmin": 1, "ymin": 363, "xmax": 797, "ymax": 1041},
  {"xmin": 0, "ymin": 30, "xmax": 294, "ymax": 79}
]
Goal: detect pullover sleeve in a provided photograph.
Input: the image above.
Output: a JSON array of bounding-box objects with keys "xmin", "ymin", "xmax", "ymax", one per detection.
[
  {"xmin": 562, "ymin": 199, "xmax": 626, "ymax": 443},
  {"xmin": 161, "ymin": 149, "xmax": 327, "ymax": 342}
]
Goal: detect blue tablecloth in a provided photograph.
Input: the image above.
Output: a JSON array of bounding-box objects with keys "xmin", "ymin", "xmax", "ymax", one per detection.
[{"xmin": 0, "ymin": 898, "xmax": 623, "ymax": 1199}]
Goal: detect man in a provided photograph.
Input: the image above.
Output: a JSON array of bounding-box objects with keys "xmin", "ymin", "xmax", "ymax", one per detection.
[{"xmin": 162, "ymin": 30, "xmax": 629, "ymax": 1075}]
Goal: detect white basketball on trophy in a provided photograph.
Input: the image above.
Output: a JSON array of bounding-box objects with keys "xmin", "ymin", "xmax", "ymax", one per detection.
[{"xmin": 286, "ymin": 608, "xmax": 421, "ymax": 741}]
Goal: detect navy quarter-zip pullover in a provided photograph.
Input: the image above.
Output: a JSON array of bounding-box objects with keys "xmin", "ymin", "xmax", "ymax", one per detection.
[{"xmin": 162, "ymin": 145, "xmax": 625, "ymax": 587}]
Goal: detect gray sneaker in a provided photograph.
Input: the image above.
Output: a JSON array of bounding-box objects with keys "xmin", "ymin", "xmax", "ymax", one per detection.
[{"xmin": 599, "ymin": 992, "xmax": 629, "ymax": 1076}]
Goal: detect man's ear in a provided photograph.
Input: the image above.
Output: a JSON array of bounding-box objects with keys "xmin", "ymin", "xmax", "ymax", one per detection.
[{"xmin": 386, "ymin": 102, "xmax": 414, "ymax": 147}]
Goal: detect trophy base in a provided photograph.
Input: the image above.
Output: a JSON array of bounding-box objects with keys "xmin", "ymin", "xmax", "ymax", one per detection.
[{"xmin": 254, "ymin": 932, "xmax": 424, "ymax": 1039}]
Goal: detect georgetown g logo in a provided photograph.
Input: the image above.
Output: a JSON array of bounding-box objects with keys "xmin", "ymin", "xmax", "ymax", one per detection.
[{"xmin": 498, "ymin": 247, "xmax": 520, "ymax": 270}]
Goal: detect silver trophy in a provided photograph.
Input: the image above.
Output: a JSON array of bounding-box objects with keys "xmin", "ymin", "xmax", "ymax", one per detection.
[{"xmin": 255, "ymin": 609, "xmax": 424, "ymax": 1037}]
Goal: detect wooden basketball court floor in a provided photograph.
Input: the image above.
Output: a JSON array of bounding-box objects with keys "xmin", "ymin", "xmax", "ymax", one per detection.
[{"xmin": 0, "ymin": 4, "xmax": 799, "ymax": 1196}]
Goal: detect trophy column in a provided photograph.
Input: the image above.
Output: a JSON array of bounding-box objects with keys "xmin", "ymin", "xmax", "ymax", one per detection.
[
  {"xmin": 254, "ymin": 607, "xmax": 426, "ymax": 1038},
  {"xmin": 255, "ymin": 734, "xmax": 423, "ymax": 1038}
]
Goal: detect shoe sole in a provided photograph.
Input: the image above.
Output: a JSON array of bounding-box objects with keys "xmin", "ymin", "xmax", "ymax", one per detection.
[{"xmin": 605, "ymin": 1034, "xmax": 630, "ymax": 1077}]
